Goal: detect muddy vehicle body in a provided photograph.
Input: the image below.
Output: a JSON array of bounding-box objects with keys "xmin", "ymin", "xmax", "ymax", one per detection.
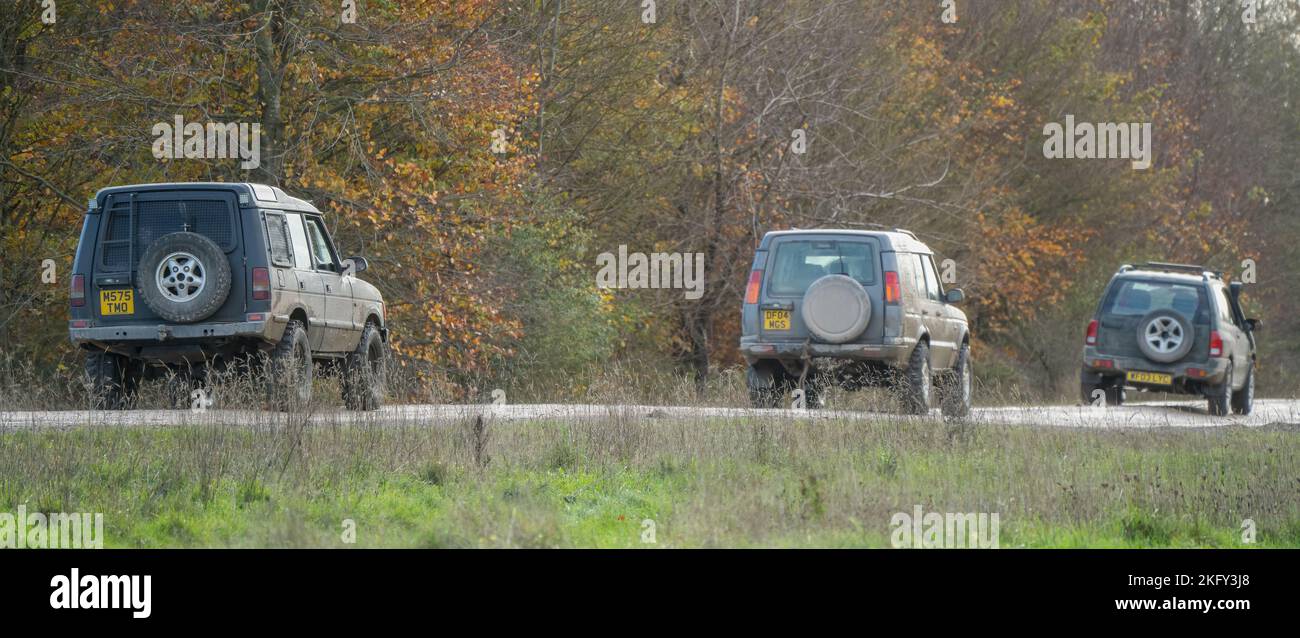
[
  {"xmin": 69, "ymin": 182, "xmax": 388, "ymax": 410},
  {"xmin": 739, "ymin": 229, "xmax": 971, "ymax": 416},
  {"xmin": 1080, "ymin": 262, "xmax": 1258, "ymax": 415}
]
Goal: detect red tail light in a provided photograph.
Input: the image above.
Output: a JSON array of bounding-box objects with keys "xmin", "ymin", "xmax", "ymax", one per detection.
[
  {"xmin": 744, "ymin": 270, "xmax": 762, "ymax": 305},
  {"xmin": 70, "ymin": 274, "xmax": 85, "ymax": 307},
  {"xmin": 1085, "ymin": 319, "xmax": 1098, "ymax": 346},
  {"xmin": 252, "ymin": 267, "xmax": 271, "ymax": 300},
  {"xmin": 1209, "ymin": 330, "xmax": 1223, "ymax": 357},
  {"xmin": 884, "ymin": 271, "xmax": 901, "ymax": 304}
]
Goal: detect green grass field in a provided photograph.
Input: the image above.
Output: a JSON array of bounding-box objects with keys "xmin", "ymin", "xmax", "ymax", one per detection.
[{"xmin": 2, "ymin": 415, "xmax": 1297, "ymax": 548}]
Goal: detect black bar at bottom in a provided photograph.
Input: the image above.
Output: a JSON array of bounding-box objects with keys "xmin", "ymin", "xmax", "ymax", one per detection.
[{"xmin": 1, "ymin": 549, "xmax": 1290, "ymax": 626}]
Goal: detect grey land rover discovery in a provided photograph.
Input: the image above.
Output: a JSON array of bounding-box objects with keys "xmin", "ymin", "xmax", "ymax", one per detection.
[
  {"xmin": 739, "ymin": 229, "xmax": 972, "ymax": 416},
  {"xmin": 68, "ymin": 182, "xmax": 389, "ymax": 411}
]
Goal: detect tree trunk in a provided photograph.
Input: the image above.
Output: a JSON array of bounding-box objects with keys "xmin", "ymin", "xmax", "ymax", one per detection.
[{"xmin": 252, "ymin": 0, "xmax": 285, "ymax": 183}]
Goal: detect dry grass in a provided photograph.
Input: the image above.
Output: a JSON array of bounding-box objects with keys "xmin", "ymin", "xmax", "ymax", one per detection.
[
  {"xmin": 1, "ymin": 406, "xmax": 1296, "ymax": 547},
  {"xmin": 2, "ymin": 356, "xmax": 1297, "ymax": 548}
]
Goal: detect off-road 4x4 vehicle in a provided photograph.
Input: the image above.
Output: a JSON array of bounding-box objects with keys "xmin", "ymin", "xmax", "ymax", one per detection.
[
  {"xmin": 1080, "ymin": 262, "xmax": 1258, "ymax": 416},
  {"xmin": 69, "ymin": 182, "xmax": 388, "ymax": 411},
  {"xmin": 739, "ymin": 229, "xmax": 971, "ymax": 416}
]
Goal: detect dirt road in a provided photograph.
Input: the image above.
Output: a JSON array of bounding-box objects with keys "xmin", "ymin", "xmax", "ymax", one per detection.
[{"xmin": 2, "ymin": 399, "xmax": 1297, "ymax": 429}]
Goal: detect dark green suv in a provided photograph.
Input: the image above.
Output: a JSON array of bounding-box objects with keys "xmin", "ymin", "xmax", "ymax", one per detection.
[
  {"xmin": 1080, "ymin": 262, "xmax": 1259, "ymax": 416},
  {"xmin": 69, "ymin": 182, "xmax": 389, "ymax": 411}
]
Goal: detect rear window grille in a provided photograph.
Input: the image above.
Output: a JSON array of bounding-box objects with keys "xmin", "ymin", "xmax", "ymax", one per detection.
[
  {"xmin": 265, "ymin": 213, "xmax": 293, "ymax": 267},
  {"xmin": 100, "ymin": 198, "xmax": 236, "ymax": 271},
  {"xmin": 102, "ymin": 243, "xmax": 130, "ymax": 270},
  {"xmin": 180, "ymin": 200, "xmax": 234, "ymax": 246}
]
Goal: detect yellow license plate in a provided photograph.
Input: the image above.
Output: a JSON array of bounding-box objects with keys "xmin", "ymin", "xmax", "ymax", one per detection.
[
  {"xmin": 1126, "ymin": 371, "xmax": 1172, "ymax": 386},
  {"xmin": 763, "ymin": 309, "xmax": 791, "ymax": 331},
  {"xmin": 99, "ymin": 289, "xmax": 134, "ymax": 315}
]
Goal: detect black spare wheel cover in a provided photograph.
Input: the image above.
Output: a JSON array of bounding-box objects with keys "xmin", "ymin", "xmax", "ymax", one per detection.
[{"xmin": 137, "ymin": 232, "xmax": 232, "ymax": 323}]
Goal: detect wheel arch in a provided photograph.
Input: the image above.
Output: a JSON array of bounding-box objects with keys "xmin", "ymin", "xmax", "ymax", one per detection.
[
  {"xmin": 288, "ymin": 307, "xmax": 310, "ymax": 329},
  {"xmin": 361, "ymin": 304, "xmax": 386, "ymax": 341}
]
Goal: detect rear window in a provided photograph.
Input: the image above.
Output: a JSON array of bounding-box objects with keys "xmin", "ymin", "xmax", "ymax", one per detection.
[
  {"xmin": 767, "ymin": 239, "xmax": 876, "ymax": 295},
  {"xmin": 1103, "ymin": 279, "xmax": 1209, "ymax": 323},
  {"xmin": 99, "ymin": 197, "xmax": 236, "ymax": 271}
]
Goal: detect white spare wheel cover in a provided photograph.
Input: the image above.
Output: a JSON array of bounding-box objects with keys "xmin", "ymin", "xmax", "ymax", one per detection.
[{"xmin": 801, "ymin": 274, "xmax": 871, "ymax": 344}]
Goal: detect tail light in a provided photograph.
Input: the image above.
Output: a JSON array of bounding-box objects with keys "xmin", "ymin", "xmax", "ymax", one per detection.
[
  {"xmin": 1209, "ymin": 330, "xmax": 1223, "ymax": 357},
  {"xmin": 883, "ymin": 271, "xmax": 901, "ymax": 304},
  {"xmin": 70, "ymin": 274, "xmax": 86, "ymax": 307},
  {"xmin": 744, "ymin": 270, "xmax": 762, "ymax": 305},
  {"xmin": 252, "ymin": 267, "xmax": 271, "ymax": 300},
  {"xmin": 1085, "ymin": 319, "xmax": 1098, "ymax": 346}
]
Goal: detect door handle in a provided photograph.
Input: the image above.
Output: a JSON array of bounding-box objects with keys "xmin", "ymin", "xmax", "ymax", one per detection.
[
  {"xmin": 326, "ymin": 285, "xmax": 332, "ymax": 292},
  {"xmin": 298, "ymin": 281, "xmax": 305, "ymax": 289}
]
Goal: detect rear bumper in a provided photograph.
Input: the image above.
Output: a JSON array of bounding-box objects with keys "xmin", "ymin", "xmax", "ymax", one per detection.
[
  {"xmin": 70, "ymin": 320, "xmax": 272, "ymax": 346},
  {"xmin": 1081, "ymin": 347, "xmax": 1229, "ymax": 387},
  {"xmin": 740, "ymin": 335, "xmax": 916, "ymax": 367}
]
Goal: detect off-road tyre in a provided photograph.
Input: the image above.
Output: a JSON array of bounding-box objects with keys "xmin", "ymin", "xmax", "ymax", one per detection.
[
  {"xmin": 1206, "ymin": 362, "xmax": 1234, "ymax": 417},
  {"xmin": 1231, "ymin": 362, "xmax": 1255, "ymax": 416},
  {"xmin": 342, "ymin": 321, "xmax": 388, "ymax": 411},
  {"xmin": 84, "ymin": 351, "xmax": 138, "ymax": 410},
  {"xmin": 267, "ymin": 320, "xmax": 312, "ymax": 411},
  {"xmin": 901, "ymin": 341, "xmax": 932, "ymax": 415},
  {"xmin": 747, "ymin": 362, "xmax": 786, "ymax": 409},
  {"xmin": 940, "ymin": 342, "xmax": 973, "ymax": 419}
]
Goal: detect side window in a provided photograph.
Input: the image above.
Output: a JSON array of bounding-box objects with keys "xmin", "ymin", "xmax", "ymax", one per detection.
[
  {"xmin": 1215, "ymin": 287, "xmax": 1238, "ymax": 327},
  {"xmin": 909, "ymin": 254, "xmax": 927, "ymax": 299},
  {"xmin": 285, "ymin": 213, "xmax": 312, "ymax": 271},
  {"xmin": 921, "ymin": 255, "xmax": 943, "ymax": 302},
  {"xmin": 264, "ymin": 212, "xmax": 293, "ymax": 268},
  {"xmin": 304, "ymin": 216, "xmax": 338, "ymax": 272},
  {"xmin": 899, "ymin": 253, "xmax": 920, "ymax": 298}
]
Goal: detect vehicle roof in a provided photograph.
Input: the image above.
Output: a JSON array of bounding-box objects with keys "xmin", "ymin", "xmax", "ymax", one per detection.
[
  {"xmin": 92, "ymin": 182, "xmax": 321, "ymax": 214},
  {"xmin": 759, "ymin": 228, "xmax": 931, "ymax": 253},
  {"xmin": 1112, "ymin": 265, "xmax": 1221, "ymax": 287}
]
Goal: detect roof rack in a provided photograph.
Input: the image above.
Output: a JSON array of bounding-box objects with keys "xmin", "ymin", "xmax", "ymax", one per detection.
[
  {"xmin": 1144, "ymin": 261, "xmax": 1206, "ymax": 274},
  {"xmin": 1119, "ymin": 262, "xmax": 1222, "ymax": 279},
  {"xmin": 892, "ymin": 228, "xmax": 918, "ymax": 239}
]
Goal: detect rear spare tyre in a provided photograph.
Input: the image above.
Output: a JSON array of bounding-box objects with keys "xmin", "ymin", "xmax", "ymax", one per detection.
[
  {"xmin": 1135, "ymin": 309, "xmax": 1193, "ymax": 363},
  {"xmin": 801, "ymin": 274, "xmax": 871, "ymax": 344},
  {"xmin": 137, "ymin": 232, "xmax": 231, "ymax": 323}
]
